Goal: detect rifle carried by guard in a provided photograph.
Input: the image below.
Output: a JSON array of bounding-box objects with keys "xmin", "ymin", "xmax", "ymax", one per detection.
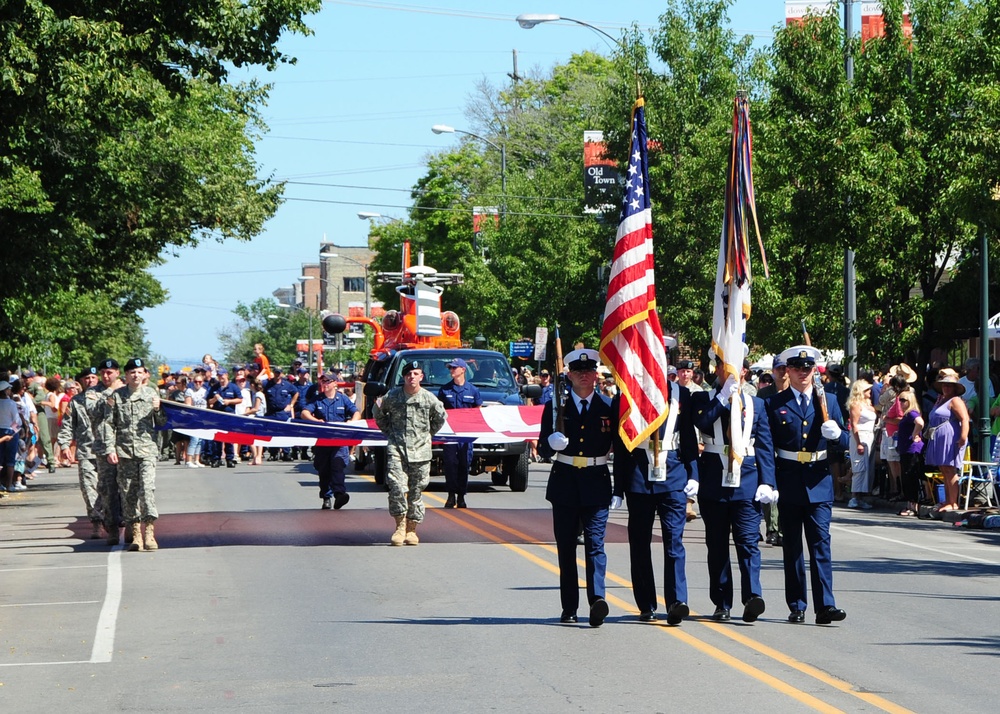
[
  {"xmin": 801, "ymin": 319, "xmax": 829, "ymax": 422},
  {"xmin": 553, "ymin": 324, "xmax": 566, "ymax": 434}
]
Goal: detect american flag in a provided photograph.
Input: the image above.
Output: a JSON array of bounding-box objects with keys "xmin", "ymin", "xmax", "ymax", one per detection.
[{"xmin": 599, "ymin": 98, "xmax": 669, "ymax": 450}]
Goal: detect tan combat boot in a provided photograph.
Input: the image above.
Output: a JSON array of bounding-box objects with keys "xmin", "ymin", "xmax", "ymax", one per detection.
[
  {"xmin": 390, "ymin": 515, "xmax": 407, "ymax": 546},
  {"xmin": 143, "ymin": 522, "xmax": 158, "ymax": 551},
  {"xmin": 404, "ymin": 519, "xmax": 419, "ymax": 546},
  {"xmin": 128, "ymin": 523, "xmax": 143, "ymax": 551}
]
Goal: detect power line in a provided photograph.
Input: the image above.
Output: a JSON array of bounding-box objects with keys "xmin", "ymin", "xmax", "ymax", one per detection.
[
  {"xmin": 283, "ymin": 195, "xmax": 590, "ymax": 219},
  {"xmin": 285, "ymin": 180, "xmax": 580, "ymax": 203}
]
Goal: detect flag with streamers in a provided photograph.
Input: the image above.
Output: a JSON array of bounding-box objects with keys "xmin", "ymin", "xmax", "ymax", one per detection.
[
  {"xmin": 710, "ymin": 93, "xmax": 768, "ymax": 468},
  {"xmin": 600, "ymin": 98, "xmax": 670, "ymax": 451}
]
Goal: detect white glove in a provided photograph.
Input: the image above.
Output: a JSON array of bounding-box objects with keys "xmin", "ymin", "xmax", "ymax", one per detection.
[
  {"xmin": 770, "ymin": 489, "xmax": 779, "ymax": 505},
  {"xmin": 717, "ymin": 375, "xmax": 739, "ymax": 403},
  {"xmin": 683, "ymin": 479, "xmax": 699, "ymax": 497},
  {"xmin": 610, "ymin": 495, "xmax": 624, "ymax": 510},
  {"xmin": 754, "ymin": 484, "xmax": 775, "ymax": 504},
  {"xmin": 547, "ymin": 431, "xmax": 569, "ymax": 451},
  {"xmin": 821, "ymin": 420, "xmax": 842, "ymax": 440}
]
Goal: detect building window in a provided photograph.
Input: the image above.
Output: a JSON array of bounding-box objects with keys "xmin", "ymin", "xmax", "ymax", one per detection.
[{"xmin": 343, "ymin": 276, "xmax": 366, "ymax": 293}]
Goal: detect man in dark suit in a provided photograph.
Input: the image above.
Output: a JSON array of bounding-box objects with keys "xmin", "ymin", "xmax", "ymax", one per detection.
[
  {"xmin": 694, "ymin": 360, "xmax": 776, "ymax": 623},
  {"xmin": 538, "ymin": 348, "xmax": 615, "ymax": 627},
  {"xmin": 612, "ymin": 372, "xmax": 700, "ymax": 625},
  {"xmin": 764, "ymin": 345, "xmax": 849, "ymax": 625}
]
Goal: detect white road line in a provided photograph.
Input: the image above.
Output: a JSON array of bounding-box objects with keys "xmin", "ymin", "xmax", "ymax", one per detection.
[
  {"xmin": 830, "ymin": 523, "xmax": 998, "ymax": 564},
  {"xmin": 90, "ymin": 546, "xmax": 124, "ymax": 663},
  {"xmin": 1, "ymin": 601, "xmax": 100, "ymax": 608},
  {"xmin": 0, "ymin": 565, "xmax": 105, "ymax": 573}
]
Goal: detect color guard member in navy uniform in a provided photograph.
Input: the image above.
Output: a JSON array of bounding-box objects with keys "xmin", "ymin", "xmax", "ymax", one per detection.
[
  {"xmin": 437, "ymin": 358, "xmax": 483, "ymax": 509},
  {"xmin": 301, "ymin": 371, "xmax": 361, "ymax": 510},
  {"xmin": 693, "ymin": 360, "xmax": 776, "ymax": 623},
  {"xmin": 765, "ymin": 345, "xmax": 849, "ymax": 625},
  {"xmin": 537, "ymin": 348, "xmax": 614, "ymax": 627},
  {"xmin": 612, "ymin": 368, "xmax": 700, "ymax": 625}
]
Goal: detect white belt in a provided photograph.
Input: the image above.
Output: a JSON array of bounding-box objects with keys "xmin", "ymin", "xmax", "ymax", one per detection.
[
  {"xmin": 776, "ymin": 448, "xmax": 827, "ymax": 463},
  {"xmin": 554, "ymin": 454, "xmax": 609, "ymax": 468},
  {"xmin": 703, "ymin": 444, "xmax": 755, "ymax": 456}
]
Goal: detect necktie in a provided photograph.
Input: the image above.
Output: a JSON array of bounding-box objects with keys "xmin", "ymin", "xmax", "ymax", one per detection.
[
  {"xmin": 799, "ymin": 393, "xmax": 808, "ymax": 410},
  {"xmin": 579, "ymin": 399, "xmax": 588, "ymax": 418}
]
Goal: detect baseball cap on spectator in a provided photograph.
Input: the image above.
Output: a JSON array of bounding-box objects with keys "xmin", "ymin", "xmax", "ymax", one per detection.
[
  {"xmin": 0, "ymin": 381, "xmax": 10, "ymax": 391},
  {"xmin": 319, "ymin": 371, "xmax": 337, "ymax": 381},
  {"xmin": 297, "ymin": 367, "xmax": 309, "ymax": 374},
  {"xmin": 540, "ymin": 369, "xmax": 550, "ymax": 377},
  {"xmin": 771, "ymin": 354, "xmax": 786, "ymax": 369},
  {"xmin": 99, "ymin": 359, "xmax": 119, "ymax": 370},
  {"xmin": 272, "ymin": 366, "xmax": 284, "ymax": 375},
  {"xmin": 217, "ymin": 368, "xmax": 228, "ymax": 376},
  {"xmin": 23, "ymin": 369, "xmax": 36, "ymax": 378},
  {"xmin": 447, "ymin": 358, "xmax": 468, "ymax": 370}
]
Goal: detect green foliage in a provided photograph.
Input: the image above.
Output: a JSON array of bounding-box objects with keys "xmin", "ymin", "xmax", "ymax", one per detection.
[{"xmin": 0, "ymin": 0, "xmax": 321, "ymax": 369}]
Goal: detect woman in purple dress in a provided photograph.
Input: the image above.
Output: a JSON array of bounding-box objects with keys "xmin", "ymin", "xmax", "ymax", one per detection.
[{"xmin": 923, "ymin": 368, "xmax": 970, "ymax": 512}]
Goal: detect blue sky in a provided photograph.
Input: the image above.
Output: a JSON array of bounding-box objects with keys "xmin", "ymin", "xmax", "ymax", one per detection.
[{"xmin": 141, "ymin": 0, "xmax": 796, "ymax": 368}]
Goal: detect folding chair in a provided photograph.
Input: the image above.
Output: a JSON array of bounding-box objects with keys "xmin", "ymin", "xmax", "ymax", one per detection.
[{"xmin": 959, "ymin": 441, "xmax": 1000, "ymax": 509}]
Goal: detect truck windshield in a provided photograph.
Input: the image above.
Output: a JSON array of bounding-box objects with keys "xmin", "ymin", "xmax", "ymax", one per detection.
[{"xmin": 392, "ymin": 355, "xmax": 515, "ymax": 391}]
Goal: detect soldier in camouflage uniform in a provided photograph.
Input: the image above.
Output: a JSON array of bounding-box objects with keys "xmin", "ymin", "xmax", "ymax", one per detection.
[
  {"xmin": 57, "ymin": 367, "xmax": 103, "ymax": 539},
  {"xmin": 93, "ymin": 359, "xmax": 125, "ymax": 545},
  {"xmin": 105, "ymin": 358, "xmax": 166, "ymax": 552},
  {"xmin": 373, "ymin": 360, "xmax": 447, "ymax": 546}
]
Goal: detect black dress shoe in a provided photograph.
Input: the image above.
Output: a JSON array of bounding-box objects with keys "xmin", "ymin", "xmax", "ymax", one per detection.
[
  {"xmin": 456, "ymin": 495, "xmax": 467, "ymax": 509},
  {"xmin": 226, "ymin": 460, "xmax": 236, "ymax": 468},
  {"xmin": 333, "ymin": 492, "xmax": 350, "ymax": 510},
  {"xmin": 638, "ymin": 611, "xmax": 656, "ymax": 622},
  {"xmin": 444, "ymin": 494, "xmax": 456, "ymax": 509},
  {"xmin": 589, "ymin": 598, "xmax": 609, "ymax": 627},
  {"xmin": 788, "ymin": 609, "xmax": 806, "ymax": 623},
  {"xmin": 712, "ymin": 606, "xmax": 731, "ymax": 621},
  {"xmin": 773, "ymin": 534, "xmax": 783, "ymax": 547},
  {"xmin": 742, "ymin": 596, "xmax": 766, "ymax": 623},
  {"xmin": 666, "ymin": 601, "xmax": 689, "ymax": 625},
  {"xmin": 560, "ymin": 612, "xmax": 578, "ymax": 624},
  {"xmin": 321, "ymin": 498, "xmax": 332, "ymax": 510},
  {"xmin": 815, "ymin": 606, "xmax": 847, "ymax": 625}
]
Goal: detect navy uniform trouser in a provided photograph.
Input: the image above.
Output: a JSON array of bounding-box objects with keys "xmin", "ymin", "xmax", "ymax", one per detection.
[
  {"xmin": 552, "ymin": 504, "xmax": 608, "ymax": 614},
  {"xmin": 626, "ymin": 490, "xmax": 688, "ymax": 612},
  {"xmin": 778, "ymin": 501, "xmax": 835, "ymax": 613},
  {"xmin": 315, "ymin": 446, "xmax": 349, "ymax": 498},
  {"xmin": 441, "ymin": 443, "xmax": 472, "ymax": 495},
  {"xmin": 700, "ymin": 498, "xmax": 763, "ymax": 610}
]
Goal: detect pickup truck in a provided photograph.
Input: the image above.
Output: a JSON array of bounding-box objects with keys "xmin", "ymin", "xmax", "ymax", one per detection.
[{"xmin": 356, "ymin": 347, "xmax": 538, "ymax": 491}]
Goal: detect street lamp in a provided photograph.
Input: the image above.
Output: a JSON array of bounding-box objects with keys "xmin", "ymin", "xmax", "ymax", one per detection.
[
  {"xmin": 431, "ymin": 124, "xmax": 507, "ymax": 215},
  {"xmin": 515, "ymin": 13, "xmax": 622, "ymax": 49}
]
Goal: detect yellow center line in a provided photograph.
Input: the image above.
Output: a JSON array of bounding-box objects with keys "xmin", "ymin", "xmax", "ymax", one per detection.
[{"xmin": 423, "ymin": 494, "xmax": 913, "ymax": 714}]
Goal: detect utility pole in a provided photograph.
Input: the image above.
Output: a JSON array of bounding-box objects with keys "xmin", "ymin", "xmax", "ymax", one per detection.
[{"xmin": 843, "ymin": 0, "xmax": 858, "ymax": 383}]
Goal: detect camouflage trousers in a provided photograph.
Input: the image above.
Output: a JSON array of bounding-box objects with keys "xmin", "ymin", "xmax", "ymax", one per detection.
[
  {"xmin": 96, "ymin": 458, "xmax": 122, "ymax": 532},
  {"xmin": 117, "ymin": 457, "xmax": 158, "ymax": 524},
  {"xmin": 386, "ymin": 456, "xmax": 430, "ymax": 523},
  {"xmin": 77, "ymin": 457, "xmax": 101, "ymax": 522}
]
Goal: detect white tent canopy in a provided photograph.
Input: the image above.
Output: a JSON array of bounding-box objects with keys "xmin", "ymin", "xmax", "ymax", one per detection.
[{"xmin": 989, "ymin": 312, "xmax": 1000, "ymax": 339}]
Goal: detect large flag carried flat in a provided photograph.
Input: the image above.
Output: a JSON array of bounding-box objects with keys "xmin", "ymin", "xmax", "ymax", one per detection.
[
  {"xmin": 600, "ymin": 98, "xmax": 670, "ymax": 450},
  {"xmin": 710, "ymin": 93, "xmax": 768, "ymax": 467}
]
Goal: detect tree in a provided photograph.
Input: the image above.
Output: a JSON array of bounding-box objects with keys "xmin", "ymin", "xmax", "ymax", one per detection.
[
  {"xmin": 759, "ymin": 0, "xmax": 1000, "ymax": 371},
  {"xmin": 369, "ymin": 52, "xmax": 622, "ymax": 353},
  {"xmin": 0, "ymin": 0, "xmax": 321, "ymax": 369}
]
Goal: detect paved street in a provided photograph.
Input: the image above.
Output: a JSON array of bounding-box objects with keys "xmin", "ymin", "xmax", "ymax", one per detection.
[{"xmin": 1, "ymin": 458, "xmax": 998, "ymax": 712}]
